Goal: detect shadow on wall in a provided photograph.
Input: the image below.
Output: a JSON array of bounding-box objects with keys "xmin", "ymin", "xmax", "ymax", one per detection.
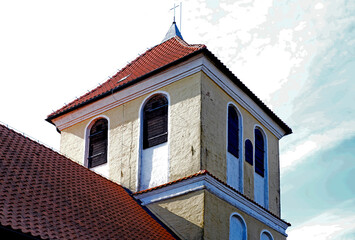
[{"xmin": 146, "ymin": 192, "xmax": 204, "ymax": 240}]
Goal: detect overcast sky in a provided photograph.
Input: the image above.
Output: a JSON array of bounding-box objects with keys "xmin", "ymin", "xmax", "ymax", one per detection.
[{"xmin": 1, "ymin": 1, "xmax": 354, "ymax": 239}]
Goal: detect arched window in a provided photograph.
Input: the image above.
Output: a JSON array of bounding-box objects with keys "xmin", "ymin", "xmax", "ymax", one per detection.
[
  {"xmin": 228, "ymin": 105, "xmax": 239, "ymax": 157},
  {"xmin": 139, "ymin": 93, "xmax": 169, "ymax": 191},
  {"xmin": 143, "ymin": 94, "xmax": 168, "ymax": 149},
  {"xmin": 229, "ymin": 213, "xmax": 247, "ymax": 240},
  {"xmin": 255, "ymin": 129, "xmax": 264, "ymax": 177},
  {"xmin": 261, "ymin": 230, "xmax": 273, "ymax": 240},
  {"xmin": 245, "ymin": 139, "xmax": 253, "ymax": 165},
  {"xmin": 227, "ymin": 104, "xmax": 242, "ymax": 191},
  {"xmin": 88, "ymin": 118, "xmax": 108, "ymax": 168},
  {"xmin": 254, "ymin": 127, "xmax": 268, "ymax": 208}
]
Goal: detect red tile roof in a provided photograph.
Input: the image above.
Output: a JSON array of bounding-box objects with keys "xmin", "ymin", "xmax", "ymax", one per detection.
[
  {"xmin": 46, "ymin": 36, "xmax": 291, "ymax": 135},
  {"xmin": 133, "ymin": 170, "xmax": 291, "ymax": 227},
  {"xmin": 0, "ymin": 123, "xmax": 177, "ymax": 240},
  {"xmin": 47, "ymin": 37, "xmax": 206, "ymax": 121}
]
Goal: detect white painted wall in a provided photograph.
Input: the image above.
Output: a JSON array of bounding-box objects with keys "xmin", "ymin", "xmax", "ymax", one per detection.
[
  {"xmin": 254, "ymin": 173, "xmax": 265, "ymax": 207},
  {"xmin": 140, "ymin": 142, "xmax": 169, "ymax": 190},
  {"xmin": 227, "ymin": 152, "xmax": 241, "ymax": 192},
  {"xmin": 90, "ymin": 162, "xmax": 109, "ymax": 178}
]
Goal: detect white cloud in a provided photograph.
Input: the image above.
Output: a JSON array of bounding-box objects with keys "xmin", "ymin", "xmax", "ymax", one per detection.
[
  {"xmin": 281, "ymin": 120, "xmax": 355, "ymax": 172},
  {"xmin": 314, "ymin": 3, "xmax": 324, "ymax": 10},
  {"xmin": 288, "ymin": 200, "xmax": 355, "ymax": 240}
]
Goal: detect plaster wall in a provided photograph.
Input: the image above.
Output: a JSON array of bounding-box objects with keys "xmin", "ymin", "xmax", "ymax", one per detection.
[
  {"xmin": 200, "ymin": 73, "xmax": 281, "ymax": 216},
  {"xmin": 204, "ymin": 191, "xmax": 286, "ymax": 240},
  {"xmin": 147, "ymin": 190, "xmax": 205, "ymax": 240},
  {"xmin": 59, "ymin": 72, "xmax": 202, "ymax": 191}
]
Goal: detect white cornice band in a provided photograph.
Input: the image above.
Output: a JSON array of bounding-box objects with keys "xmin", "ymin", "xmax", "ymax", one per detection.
[
  {"xmin": 134, "ymin": 174, "xmax": 289, "ymax": 237},
  {"xmin": 52, "ymin": 54, "xmax": 286, "ymax": 139}
]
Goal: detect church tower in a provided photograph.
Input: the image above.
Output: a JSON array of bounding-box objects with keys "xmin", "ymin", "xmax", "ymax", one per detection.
[{"xmin": 47, "ymin": 22, "xmax": 292, "ymax": 240}]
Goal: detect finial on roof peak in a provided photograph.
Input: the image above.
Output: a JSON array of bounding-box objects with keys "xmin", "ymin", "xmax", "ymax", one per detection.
[
  {"xmin": 162, "ymin": 3, "xmax": 183, "ymax": 42},
  {"xmin": 162, "ymin": 21, "xmax": 183, "ymax": 42}
]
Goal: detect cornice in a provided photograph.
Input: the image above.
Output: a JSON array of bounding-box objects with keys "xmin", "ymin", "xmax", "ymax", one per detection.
[
  {"xmin": 134, "ymin": 174, "xmax": 289, "ymax": 237},
  {"xmin": 51, "ymin": 54, "xmax": 288, "ymax": 139}
]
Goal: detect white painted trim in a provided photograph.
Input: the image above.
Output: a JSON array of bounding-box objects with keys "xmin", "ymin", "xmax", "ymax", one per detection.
[
  {"xmin": 51, "ymin": 54, "xmax": 287, "ymax": 139},
  {"xmin": 134, "ymin": 174, "xmax": 289, "ymax": 236},
  {"xmin": 260, "ymin": 229, "xmax": 274, "ymax": 240},
  {"xmin": 136, "ymin": 92, "xmax": 171, "ymax": 192},
  {"xmin": 84, "ymin": 115, "xmax": 110, "ymax": 178},
  {"xmin": 52, "ymin": 55, "xmax": 203, "ymax": 130},
  {"xmin": 254, "ymin": 125, "xmax": 269, "ymax": 210},
  {"xmin": 226, "ymin": 103, "xmax": 244, "ymax": 193},
  {"xmin": 200, "ymin": 58, "xmax": 287, "ymax": 139},
  {"xmin": 229, "ymin": 212, "xmax": 247, "ymax": 240}
]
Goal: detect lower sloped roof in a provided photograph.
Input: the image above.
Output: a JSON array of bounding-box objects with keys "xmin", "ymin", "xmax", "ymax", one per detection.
[{"xmin": 0, "ymin": 123, "xmax": 177, "ymax": 240}]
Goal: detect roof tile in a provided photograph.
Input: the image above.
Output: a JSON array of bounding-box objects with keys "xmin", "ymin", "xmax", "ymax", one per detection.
[
  {"xmin": 47, "ymin": 37, "xmax": 205, "ymax": 120},
  {"xmin": 0, "ymin": 123, "xmax": 177, "ymax": 239}
]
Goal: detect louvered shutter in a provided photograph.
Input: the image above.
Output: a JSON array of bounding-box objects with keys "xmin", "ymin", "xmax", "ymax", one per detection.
[
  {"xmin": 143, "ymin": 95, "xmax": 168, "ymax": 149},
  {"xmin": 228, "ymin": 106, "xmax": 239, "ymax": 157},
  {"xmin": 245, "ymin": 139, "xmax": 253, "ymax": 165},
  {"xmin": 255, "ymin": 129, "xmax": 264, "ymax": 177},
  {"xmin": 88, "ymin": 119, "xmax": 108, "ymax": 168}
]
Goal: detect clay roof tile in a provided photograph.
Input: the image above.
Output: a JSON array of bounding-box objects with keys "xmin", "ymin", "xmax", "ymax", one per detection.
[{"xmin": 0, "ymin": 123, "xmax": 177, "ymax": 239}]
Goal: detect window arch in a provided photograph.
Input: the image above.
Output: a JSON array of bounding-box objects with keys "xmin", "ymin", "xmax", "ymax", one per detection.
[
  {"xmin": 255, "ymin": 128, "xmax": 265, "ymax": 177},
  {"xmin": 226, "ymin": 104, "xmax": 243, "ymax": 192},
  {"xmin": 229, "ymin": 213, "xmax": 247, "ymax": 240},
  {"xmin": 261, "ymin": 230, "xmax": 273, "ymax": 240},
  {"xmin": 245, "ymin": 139, "xmax": 253, "ymax": 165},
  {"xmin": 228, "ymin": 105, "xmax": 239, "ymax": 157},
  {"xmin": 87, "ymin": 118, "xmax": 108, "ymax": 168},
  {"xmin": 139, "ymin": 93, "xmax": 169, "ymax": 191},
  {"xmin": 143, "ymin": 94, "xmax": 168, "ymax": 149},
  {"xmin": 254, "ymin": 126, "xmax": 268, "ymax": 208}
]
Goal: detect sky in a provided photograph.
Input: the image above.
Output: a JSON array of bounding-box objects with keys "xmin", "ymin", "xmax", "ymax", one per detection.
[{"xmin": 1, "ymin": 0, "xmax": 354, "ymax": 239}]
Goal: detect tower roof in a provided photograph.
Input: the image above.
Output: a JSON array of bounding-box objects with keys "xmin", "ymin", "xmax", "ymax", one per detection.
[
  {"xmin": 46, "ymin": 33, "xmax": 292, "ymax": 136},
  {"xmin": 162, "ymin": 21, "xmax": 183, "ymax": 42},
  {"xmin": 47, "ymin": 37, "xmax": 206, "ymax": 121}
]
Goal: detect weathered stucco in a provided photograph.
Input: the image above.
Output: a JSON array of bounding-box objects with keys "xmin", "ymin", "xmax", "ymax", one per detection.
[
  {"xmin": 147, "ymin": 190, "xmax": 205, "ymax": 240},
  {"xmin": 60, "ymin": 72, "xmax": 202, "ymax": 192},
  {"xmin": 59, "ymin": 69, "xmax": 282, "ymax": 220},
  {"xmin": 204, "ymin": 191, "xmax": 286, "ymax": 240},
  {"xmin": 200, "ymin": 72, "xmax": 281, "ymax": 216}
]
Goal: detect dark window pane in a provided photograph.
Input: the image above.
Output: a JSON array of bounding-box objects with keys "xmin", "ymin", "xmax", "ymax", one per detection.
[
  {"xmin": 88, "ymin": 119, "xmax": 108, "ymax": 168},
  {"xmin": 245, "ymin": 139, "xmax": 253, "ymax": 165},
  {"xmin": 228, "ymin": 106, "xmax": 239, "ymax": 157},
  {"xmin": 143, "ymin": 95, "xmax": 168, "ymax": 149},
  {"xmin": 255, "ymin": 129, "xmax": 264, "ymax": 177}
]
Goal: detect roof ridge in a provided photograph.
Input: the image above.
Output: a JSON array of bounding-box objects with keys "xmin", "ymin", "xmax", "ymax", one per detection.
[
  {"xmin": 47, "ymin": 37, "xmax": 207, "ymax": 121},
  {"xmin": 173, "ymin": 36, "xmax": 206, "ymax": 49},
  {"xmin": 0, "ymin": 121, "xmax": 60, "ymax": 153}
]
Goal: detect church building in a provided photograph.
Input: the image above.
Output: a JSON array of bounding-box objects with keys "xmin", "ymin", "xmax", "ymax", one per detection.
[{"xmin": 45, "ymin": 22, "xmax": 292, "ymax": 239}]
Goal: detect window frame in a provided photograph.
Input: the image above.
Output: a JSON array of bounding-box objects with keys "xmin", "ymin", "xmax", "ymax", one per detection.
[
  {"xmin": 260, "ymin": 230, "xmax": 274, "ymax": 240},
  {"xmin": 229, "ymin": 212, "xmax": 247, "ymax": 240},
  {"xmin": 227, "ymin": 105, "xmax": 240, "ymax": 158},
  {"xmin": 142, "ymin": 94, "xmax": 169, "ymax": 149},
  {"xmin": 84, "ymin": 116, "xmax": 110, "ymax": 169},
  {"xmin": 253, "ymin": 125, "xmax": 269, "ymax": 209},
  {"xmin": 137, "ymin": 91, "xmax": 170, "ymax": 191},
  {"xmin": 254, "ymin": 128, "xmax": 265, "ymax": 177}
]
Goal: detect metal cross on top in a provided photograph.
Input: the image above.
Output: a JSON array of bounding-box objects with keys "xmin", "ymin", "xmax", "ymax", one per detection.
[{"xmin": 170, "ymin": 3, "xmax": 180, "ymax": 23}]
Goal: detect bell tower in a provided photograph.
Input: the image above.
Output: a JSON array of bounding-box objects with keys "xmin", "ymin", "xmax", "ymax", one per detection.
[{"xmin": 47, "ymin": 22, "xmax": 291, "ymax": 239}]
